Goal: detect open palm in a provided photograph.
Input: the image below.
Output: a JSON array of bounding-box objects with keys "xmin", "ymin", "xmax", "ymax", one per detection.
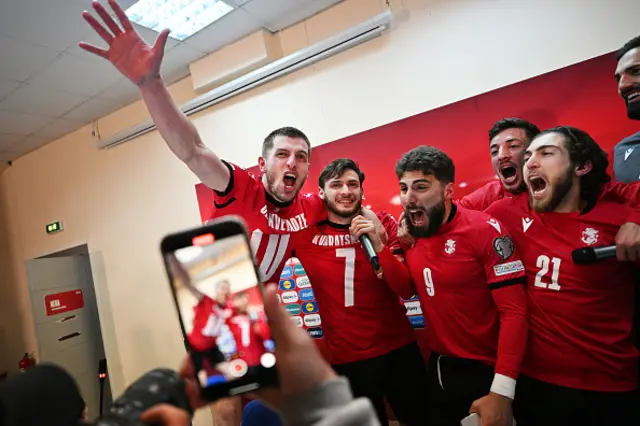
[{"xmin": 79, "ymin": 0, "xmax": 170, "ymax": 86}]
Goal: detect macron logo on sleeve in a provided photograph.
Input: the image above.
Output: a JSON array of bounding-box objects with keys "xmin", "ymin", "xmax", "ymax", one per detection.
[{"xmin": 522, "ymin": 217, "xmax": 533, "ymax": 233}]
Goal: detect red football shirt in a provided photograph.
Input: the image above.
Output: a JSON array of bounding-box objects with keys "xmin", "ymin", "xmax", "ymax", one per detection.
[
  {"xmin": 290, "ymin": 211, "xmax": 416, "ymax": 364},
  {"xmin": 460, "ymin": 179, "xmax": 640, "ymax": 223},
  {"xmin": 487, "ymin": 194, "xmax": 639, "ymax": 391},
  {"xmin": 210, "ymin": 160, "xmax": 326, "ymax": 282},
  {"xmin": 188, "ymin": 295, "xmax": 234, "ymax": 352},
  {"xmin": 404, "ymin": 206, "xmax": 528, "ymax": 380},
  {"xmin": 227, "ymin": 314, "xmax": 269, "ymax": 366}
]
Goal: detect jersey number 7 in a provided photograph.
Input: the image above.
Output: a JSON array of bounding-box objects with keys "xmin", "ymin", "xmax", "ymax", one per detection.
[{"xmin": 336, "ymin": 248, "xmax": 356, "ymax": 307}]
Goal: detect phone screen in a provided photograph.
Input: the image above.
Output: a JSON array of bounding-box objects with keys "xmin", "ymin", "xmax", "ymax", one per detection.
[{"xmin": 164, "ymin": 230, "xmax": 276, "ymax": 392}]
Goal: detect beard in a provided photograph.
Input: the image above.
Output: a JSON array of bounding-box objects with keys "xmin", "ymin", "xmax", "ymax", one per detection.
[
  {"xmin": 325, "ymin": 194, "xmax": 362, "ymax": 219},
  {"xmin": 530, "ymin": 166, "xmax": 573, "ymax": 213},
  {"xmin": 265, "ymin": 171, "xmax": 306, "ymax": 203},
  {"xmin": 626, "ymin": 99, "xmax": 640, "ymax": 120},
  {"xmin": 405, "ymin": 198, "xmax": 446, "ymax": 238}
]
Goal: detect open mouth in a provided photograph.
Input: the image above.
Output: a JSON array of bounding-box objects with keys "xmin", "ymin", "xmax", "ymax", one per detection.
[
  {"xmin": 336, "ymin": 197, "xmax": 355, "ymax": 206},
  {"xmin": 528, "ymin": 175, "xmax": 548, "ymax": 199},
  {"xmin": 624, "ymin": 90, "xmax": 640, "ymax": 103},
  {"xmin": 407, "ymin": 208, "xmax": 427, "ymax": 226},
  {"xmin": 499, "ymin": 165, "xmax": 518, "ymax": 184},
  {"xmin": 282, "ymin": 172, "xmax": 297, "ymax": 190}
]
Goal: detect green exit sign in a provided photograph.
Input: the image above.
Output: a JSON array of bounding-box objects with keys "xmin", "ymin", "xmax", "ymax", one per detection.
[{"xmin": 46, "ymin": 221, "xmax": 63, "ymax": 234}]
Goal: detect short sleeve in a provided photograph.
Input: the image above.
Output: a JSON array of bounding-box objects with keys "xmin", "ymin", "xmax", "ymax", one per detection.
[
  {"xmin": 213, "ymin": 160, "xmax": 262, "ymax": 209},
  {"xmin": 479, "ymin": 218, "xmax": 526, "ymax": 290}
]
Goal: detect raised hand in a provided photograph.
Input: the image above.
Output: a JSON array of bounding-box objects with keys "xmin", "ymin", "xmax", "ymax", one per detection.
[{"xmin": 79, "ymin": 0, "xmax": 170, "ymax": 86}]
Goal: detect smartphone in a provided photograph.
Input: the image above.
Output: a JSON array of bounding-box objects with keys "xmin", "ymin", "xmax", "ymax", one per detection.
[
  {"xmin": 161, "ymin": 216, "xmax": 278, "ymax": 401},
  {"xmin": 461, "ymin": 413, "xmax": 480, "ymax": 426},
  {"xmin": 461, "ymin": 413, "xmax": 517, "ymax": 426}
]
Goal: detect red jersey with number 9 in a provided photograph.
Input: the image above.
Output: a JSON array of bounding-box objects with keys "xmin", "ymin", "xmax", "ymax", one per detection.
[{"xmin": 289, "ymin": 212, "xmax": 416, "ymax": 365}]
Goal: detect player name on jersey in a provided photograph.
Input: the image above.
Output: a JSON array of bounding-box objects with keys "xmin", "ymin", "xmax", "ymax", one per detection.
[
  {"xmin": 260, "ymin": 206, "xmax": 309, "ymax": 232},
  {"xmin": 277, "ymin": 257, "xmax": 324, "ymax": 340},
  {"xmin": 311, "ymin": 233, "xmax": 360, "ymax": 247}
]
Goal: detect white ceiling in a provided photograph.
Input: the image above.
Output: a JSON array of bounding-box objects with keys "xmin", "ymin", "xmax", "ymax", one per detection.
[{"xmin": 0, "ymin": 0, "xmax": 344, "ymax": 163}]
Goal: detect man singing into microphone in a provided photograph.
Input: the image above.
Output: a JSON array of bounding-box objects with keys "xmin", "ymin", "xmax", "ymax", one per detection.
[
  {"xmin": 486, "ymin": 126, "xmax": 640, "ymax": 426},
  {"xmin": 397, "ymin": 146, "xmax": 528, "ymax": 426},
  {"xmin": 287, "ymin": 158, "xmax": 428, "ymax": 426}
]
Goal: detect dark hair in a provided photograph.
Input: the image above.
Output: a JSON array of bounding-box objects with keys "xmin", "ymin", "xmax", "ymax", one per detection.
[
  {"xmin": 488, "ymin": 118, "xmax": 541, "ymax": 144},
  {"xmin": 535, "ymin": 126, "xmax": 611, "ymax": 200},
  {"xmin": 616, "ymin": 34, "xmax": 640, "ymax": 61},
  {"xmin": 318, "ymin": 158, "xmax": 365, "ymax": 188},
  {"xmin": 262, "ymin": 127, "xmax": 311, "ymax": 158},
  {"xmin": 395, "ymin": 146, "xmax": 455, "ymax": 183}
]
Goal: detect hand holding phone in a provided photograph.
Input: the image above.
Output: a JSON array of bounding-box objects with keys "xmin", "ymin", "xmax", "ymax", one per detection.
[
  {"xmin": 162, "ymin": 216, "xmax": 278, "ymax": 401},
  {"xmin": 461, "ymin": 413, "xmax": 481, "ymax": 426}
]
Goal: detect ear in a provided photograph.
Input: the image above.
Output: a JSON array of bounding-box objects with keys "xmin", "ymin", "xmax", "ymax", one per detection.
[
  {"xmin": 258, "ymin": 156, "xmax": 267, "ymax": 174},
  {"xmin": 443, "ymin": 182, "xmax": 455, "ymax": 201},
  {"xmin": 575, "ymin": 161, "xmax": 593, "ymax": 177},
  {"xmin": 318, "ymin": 187, "xmax": 325, "ymax": 198}
]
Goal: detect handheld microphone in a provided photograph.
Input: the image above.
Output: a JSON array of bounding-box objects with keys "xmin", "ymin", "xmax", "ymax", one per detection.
[
  {"xmin": 359, "ymin": 234, "xmax": 383, "ymax": 278},
  {"xmin": 571, "ymin": 245, "xmax": 617, "ymax": 265}
]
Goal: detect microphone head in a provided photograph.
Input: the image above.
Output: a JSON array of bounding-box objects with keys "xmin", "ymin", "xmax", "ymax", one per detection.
[{"xmin": 571, "ymin": 247, "xmax": 596, "ymax": 265}]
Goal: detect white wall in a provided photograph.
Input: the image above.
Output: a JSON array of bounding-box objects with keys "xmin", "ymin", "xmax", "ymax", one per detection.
[{"xmin": 0, "ymin": 0, "xmax": 638, "ymax": 422}]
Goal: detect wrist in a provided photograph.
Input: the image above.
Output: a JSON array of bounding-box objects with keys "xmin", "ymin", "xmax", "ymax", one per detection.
[
  {"xmin": 373, "ymin": 240, "xmax": 385, "ymax": 253},
  {"xmin": 490, "ymin": 373, "xmax": 516, "ymax": 400},
  {"xmin": 138, "ymin": 76, "xmax": 165, "ymax": 91}
]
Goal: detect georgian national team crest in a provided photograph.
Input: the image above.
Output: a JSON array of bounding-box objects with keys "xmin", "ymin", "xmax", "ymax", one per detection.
[
  {"xmin": 581, "ymin": 228, "xmax": 599, "ymax": 246},
  {"xmin": 444, "ymin": 239, "xmax": 456, "ymax": 255},
  {"xmin": 493, "ymin": 236, "xmax": 514, "ymax": 260}
]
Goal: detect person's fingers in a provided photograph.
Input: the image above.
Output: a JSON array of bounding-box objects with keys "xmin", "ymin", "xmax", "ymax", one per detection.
[
  {"xmin": 108, "ymin": 0, "xmax": 135, "ymax": 31},
  {"xmin": 140, "ymin": 404, "xmax": 191, "ymax": 425},
  {"xmin": 178, "ymin": 354, "xmax": 195, "ymax": 379},
  {"xmin": 81, "ymin": 11, "xmax": 114, "ymax": 44},
  {"xmin": 262, "ymin": 284, "xmax": 295, "ymax": 345},
  {"xmin": 77, "ymin": 42, "xmax": 109, "ymax": 58},
  {"xmin": 153, "ymin": 28, "xmax": 171, "ymax": 54},
  {"xmin": 93, "ymin": 1, "xmax": 123, "ymax": 36}
]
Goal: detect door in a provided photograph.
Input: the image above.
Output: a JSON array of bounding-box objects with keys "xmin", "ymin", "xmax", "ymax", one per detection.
[{"xmin": 26, "ymin": 254, "xmax": 111, "ymax": 419}]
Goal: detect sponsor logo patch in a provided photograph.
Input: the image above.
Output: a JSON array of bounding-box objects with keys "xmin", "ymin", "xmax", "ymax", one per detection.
[
  {"xmin": 280, "ymin": 266, "xmax": 293, "ymax": 278},
  {"xmin": 307, "ymin": 327, "xmax": 324, "ymax": 339},
  {"xmin": 303, "ymin": 314, "xmax": 321, "ymax": 327},
  {"xmin": 285, "ymin": 303, "xmax": 301, "ymax": 315},
  {"xmin": 281, "ymin": 291, "xmax": 299, "ymax": 303},
  {"xmin": 493, "ymin": 260, "xmax": 525, "ymax": 277},
  {"xmin": 404, "ymin": 301, "xmax": 422, "ymax": 315},
  {"xmin": 291, "ymin": 316, "xmax": 303, "ymax": 327},
  {"xmin": 493, "ymin": 235, "xmax": 514, "ymax": 260},
  {"xmin": 299, "ymin": 288, "xmax": 315, "ymax": 301},
  {"xmin": 279, "ymin": 279, "xmax": 296, "ymax": 291},
  {"xmin": 302, "ymin": 301, "xmax": 318, "ymax": 314},
  {"xmin": 294, "ymin": 264, "xmax": 306, "ymax": 275},
  {"xmin": 296, "ymin": 276, "xmax": 311, "ymax": 288},
  {"xmin": 409, "ymin": 315, "xmax": 425, "ymax": 329}
]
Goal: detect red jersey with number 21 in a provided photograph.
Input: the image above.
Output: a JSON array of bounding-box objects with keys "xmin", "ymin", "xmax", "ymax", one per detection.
[
  {"xmin": 487, "ymin": 194, "xmax": 639, "ymax": 392},
  {"xmin": 210, "ymin": 160, "xmax": 326, "ymax": 282}
]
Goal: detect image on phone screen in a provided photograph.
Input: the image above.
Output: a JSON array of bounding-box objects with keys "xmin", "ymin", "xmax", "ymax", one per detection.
[{"xmin": 165, "ymin": 233, "xmax": 276, "ymax": 390}]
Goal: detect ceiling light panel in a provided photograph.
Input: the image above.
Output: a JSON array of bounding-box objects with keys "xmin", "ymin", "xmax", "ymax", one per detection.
[{"xmin": 125, "ymin": 0, "xmax": 235, "ymax": 41}]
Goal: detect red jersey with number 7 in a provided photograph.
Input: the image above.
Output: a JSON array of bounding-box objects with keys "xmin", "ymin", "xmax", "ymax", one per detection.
[
  {"xmin": 289, "ymin": 211, "xmax": 416, "ymax": 365},
  {"xmin": 209, "ymin": 160, "xmax": 326, "ymax": 282},
  {"xmin": 486, "ymin": 194, "xmax": 639, "ymax": 392},
  {"xmin": 227, "ymin": 314, "xmax": 270, "ymax": 366}
]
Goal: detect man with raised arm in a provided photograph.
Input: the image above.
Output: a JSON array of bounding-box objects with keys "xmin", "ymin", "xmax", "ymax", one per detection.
[{"xmin": 79, "ymin": 2, "xmax": 331, "ymax": 424}]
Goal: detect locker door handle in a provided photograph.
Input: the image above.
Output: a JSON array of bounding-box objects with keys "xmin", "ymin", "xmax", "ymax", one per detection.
[
  {"xmin": 58, "ymin": 332, "xmax": 81, "ymax": 342},
  {"xmin": 58, "ymin": 315, "xmax": 77, "ymax": 323}
]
